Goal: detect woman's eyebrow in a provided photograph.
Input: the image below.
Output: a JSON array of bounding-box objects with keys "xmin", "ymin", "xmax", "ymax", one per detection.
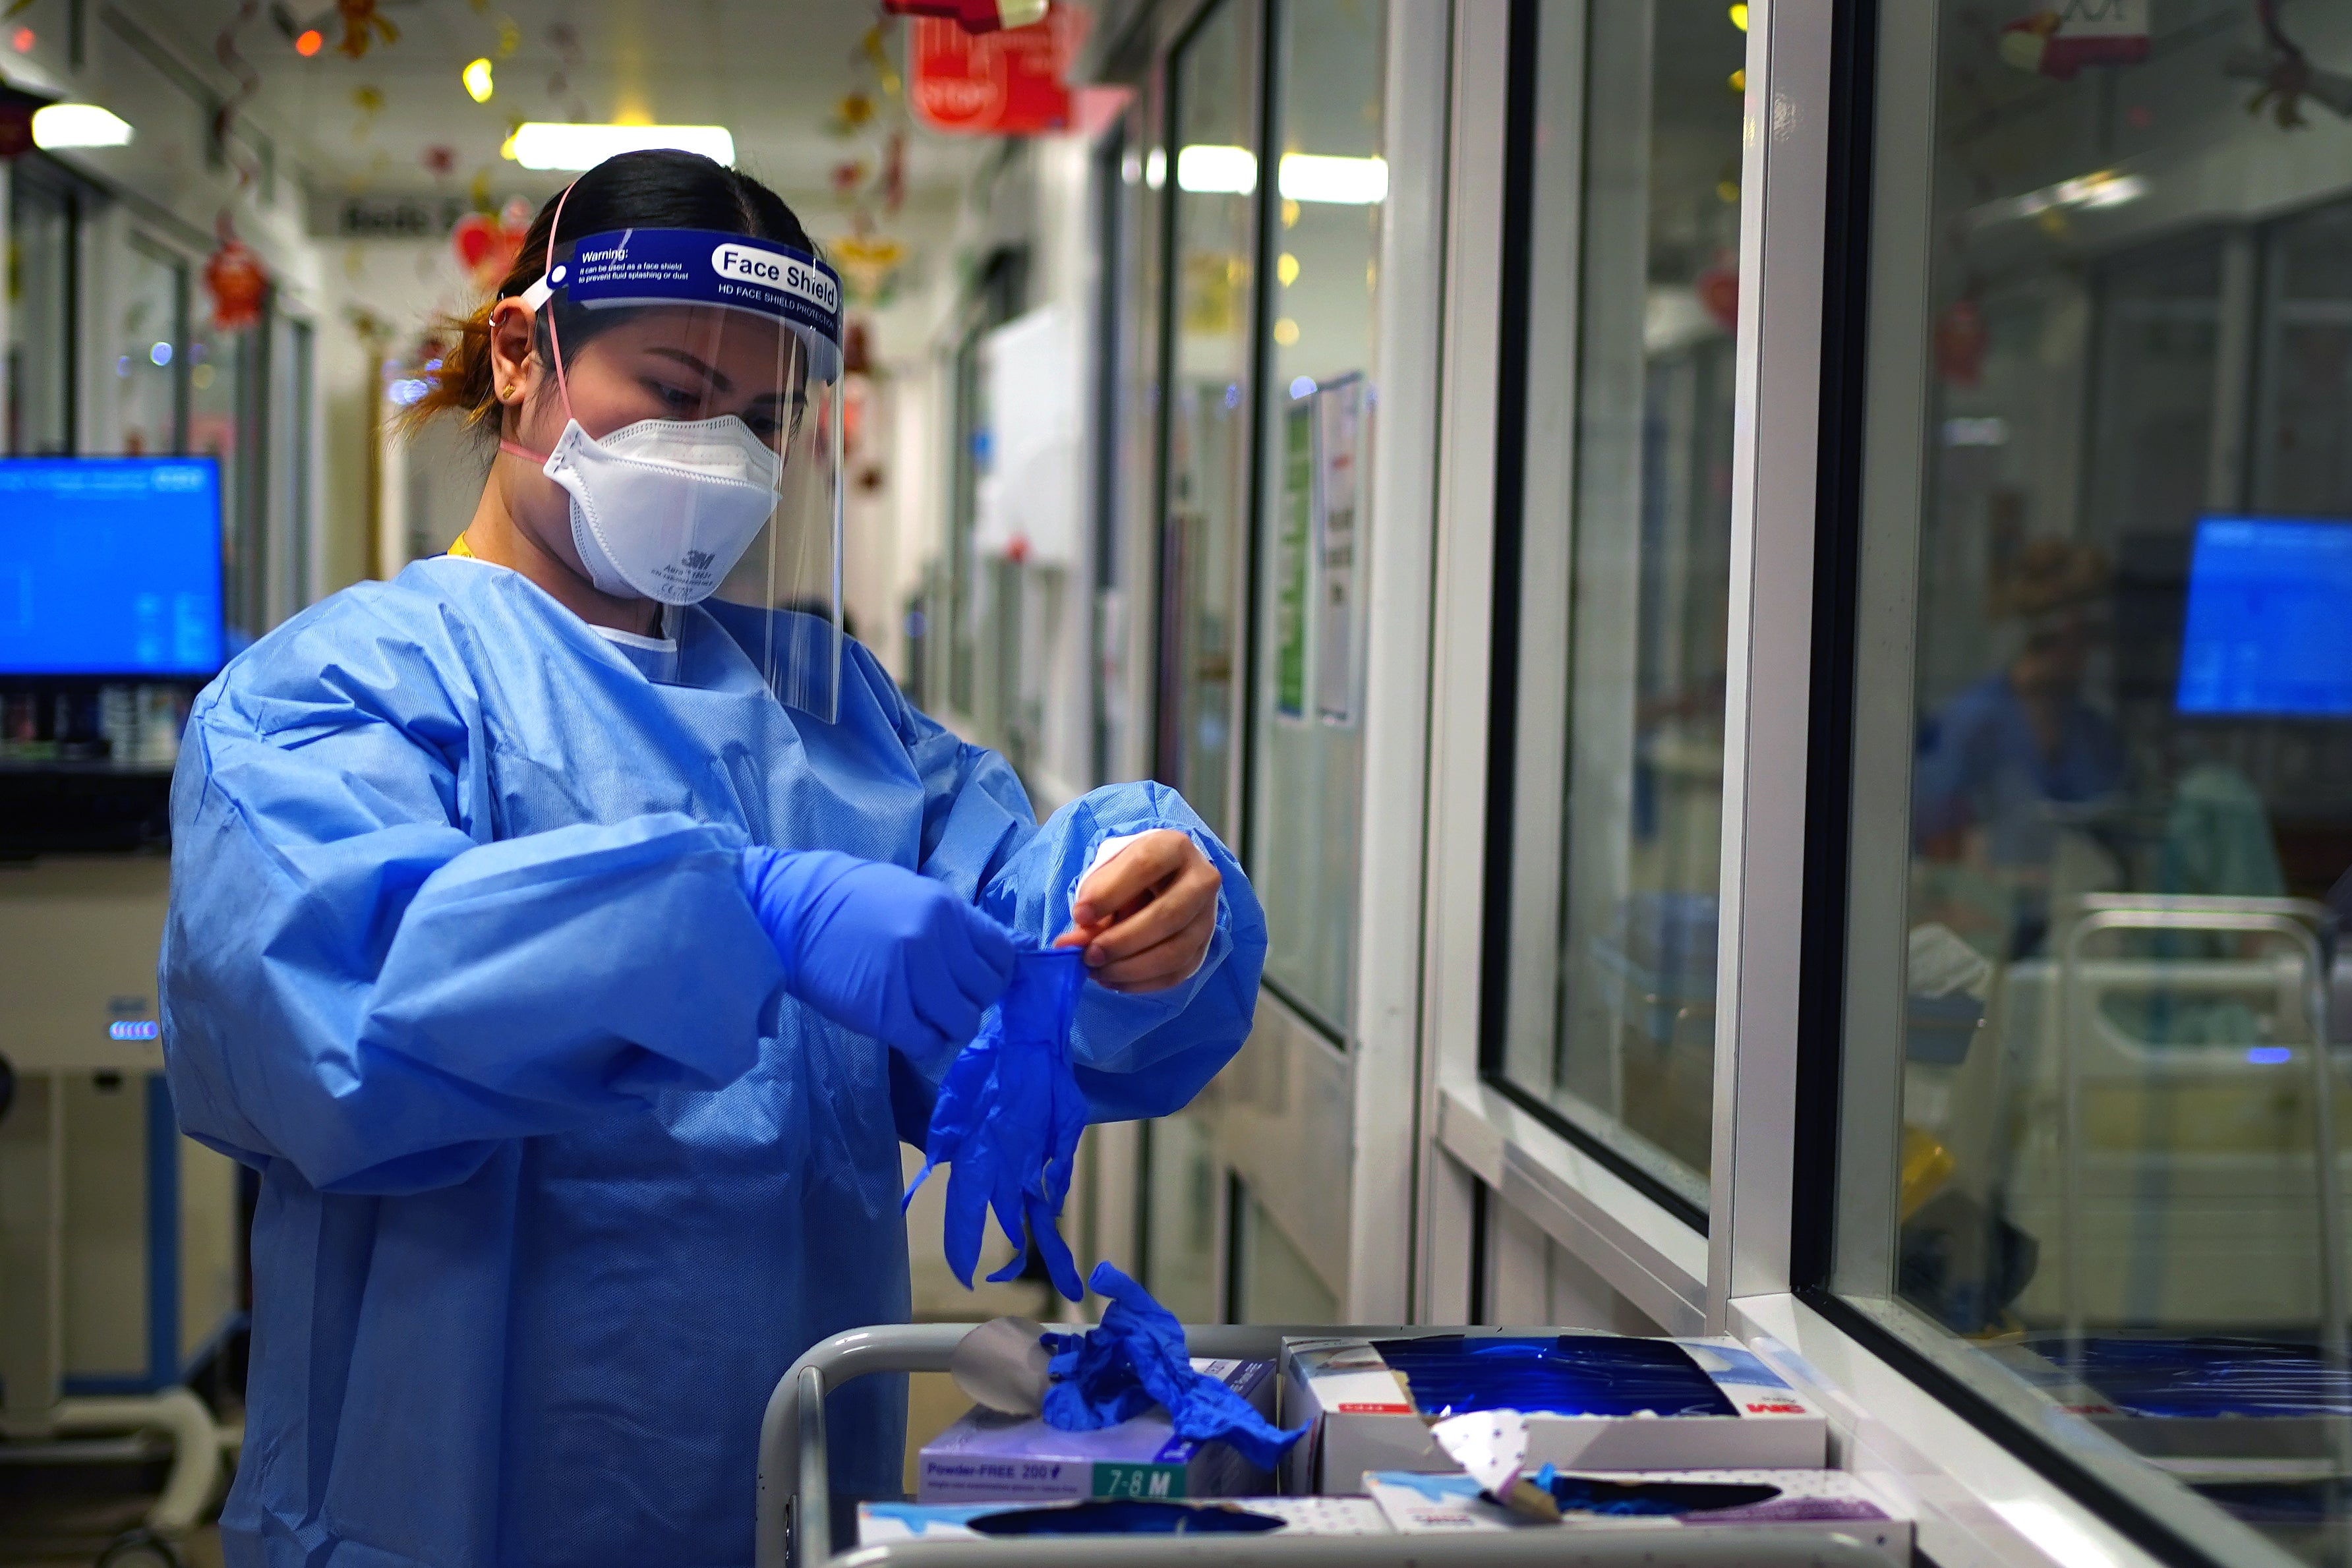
[{"xmin": 645, "ymin": 346, "xmax": 732, "ymax": 394}]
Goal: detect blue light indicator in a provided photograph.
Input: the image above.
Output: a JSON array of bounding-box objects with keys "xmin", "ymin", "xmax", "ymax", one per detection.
[
  {"xmin": 150, "ymin": 341, "xmax": 173, "ymax": 367},
  {"xmin": 1289, "ymin": 375, "xmax": 1318, "ymax": 400},
  {"xmin": 109, "ymin": 1020, "xmax": 161, "ymax": 1041},
  {"xmin": 2247, "ymin": 1045, "xmax": 2292, "ymax": 1065}
]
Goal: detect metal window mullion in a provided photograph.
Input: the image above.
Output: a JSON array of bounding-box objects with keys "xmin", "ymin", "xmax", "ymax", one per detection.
[{"xmin": 1706, "ymin": 0, "xmax": 1838, "ymax": 1323}]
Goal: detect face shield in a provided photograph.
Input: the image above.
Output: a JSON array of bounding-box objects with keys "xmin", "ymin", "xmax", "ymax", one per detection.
[{"xmin": 519, "ymin": 224, "xmax": 846, "ymax": 720}]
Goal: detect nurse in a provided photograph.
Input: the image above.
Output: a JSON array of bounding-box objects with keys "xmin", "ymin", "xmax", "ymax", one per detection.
[{"xmin": 159, "ymin": 150, "xmax": 1264, "ymax": 1567}]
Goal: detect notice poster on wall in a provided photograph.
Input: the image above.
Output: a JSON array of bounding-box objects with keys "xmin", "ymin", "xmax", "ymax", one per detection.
[
  {"xmin": 1273, "ymin": 401, "xmax": 1315, "ymax": 720},
  {"xmin": 1315, "ymin": 376, "xmax": 1367, "ymax": 727}
]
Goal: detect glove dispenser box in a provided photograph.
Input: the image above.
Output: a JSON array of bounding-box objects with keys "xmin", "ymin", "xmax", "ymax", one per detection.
[
  {"xmin": 917, "ymin": 1358, "xmax": 1278, "ymax": 1503},
  {"xmin": 1279, "ymin": 1333, "xmax": 1829, "ymax": 1494}
]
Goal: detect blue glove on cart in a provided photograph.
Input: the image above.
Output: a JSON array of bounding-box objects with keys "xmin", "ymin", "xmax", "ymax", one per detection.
[
  {"xmin": 905, "ymin": 944, "xmax": 1090, "ymax": 1301},
  {"xmin": 1040, "ymin": 1262, "xmax": 1305, "ymax": 1470}
]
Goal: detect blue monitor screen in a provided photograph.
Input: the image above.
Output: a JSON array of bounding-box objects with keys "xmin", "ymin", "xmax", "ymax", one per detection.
[
  {"xmin": 0, "ymin": 457, "xmax": 224, "ymax": 677},
  {"xmin": 2177, "ymin": 515, "xmax": 2352, "ymax": 717}
]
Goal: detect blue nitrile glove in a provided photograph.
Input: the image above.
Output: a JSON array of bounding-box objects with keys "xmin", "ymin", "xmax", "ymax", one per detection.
[
  {"xmin": 737, "ymin": 847, "xmax": 1017, "ymax": 1063},
  {"xmin": 1040, "ymin": 1262, "xmax": 1307, "ymax": 1470},
  {"xmin": 904, "ymin": 945, "xmax": 1090, "ymax": 1300}
]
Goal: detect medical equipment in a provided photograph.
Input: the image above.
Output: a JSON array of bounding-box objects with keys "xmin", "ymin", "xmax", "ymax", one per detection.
[
  {"xmin": 0, "ymin": 457, "xmax": 225, "ymax": 678},
  {"xmin": 916, "ymin": 1358, "xmax": 1277, "ymax": 1503},
  {"xmin": 759, "ymin": 1322, "xmax": 1906, "ymax": 1568},
  {"xmin": 1363, "ymin": 1468, "xmax": 1910, "ymax": 1555}
]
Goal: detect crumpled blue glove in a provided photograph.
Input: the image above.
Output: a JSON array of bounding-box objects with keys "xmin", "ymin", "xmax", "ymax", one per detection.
[
  {"xmin": 1040, "ymin": 1262, "xmax": 1307, "ymax": 1471},
  {"xmin": 904, "ymin": 944, "xmax": 1090, "ymax": 1300},
  {"xmin": 737, "ymin": 846, "xmax": 1016, "ymax": 1064}
]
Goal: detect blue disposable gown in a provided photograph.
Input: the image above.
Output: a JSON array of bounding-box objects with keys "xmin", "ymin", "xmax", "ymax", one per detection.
[{"xmin": 159, "ymin": 556, "xmax": 1265, "ymax": 1568}]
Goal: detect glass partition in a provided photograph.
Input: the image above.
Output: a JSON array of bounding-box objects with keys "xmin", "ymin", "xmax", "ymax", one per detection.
[
  {"xmin": 1156, "ymin": 0, "xmax": 1258, "ymax": 844},
  {"xmin": 1833, "ymin": 6, "xmax": 2352, "ymax": 1563},
  {"xmin": 1245, "ymin": 0, "xmax": 1385, "ymax": 1034},
  {"xmin": 7, "ymin": 167, "xmax": 74, "ymax": 457},
  {"xmin": 1488, "ymin": 0, "xmax": 1746, "ymax": 1217},
  {"xmin": 103, "ymin": 239, "xmax": 185, "ymax": 459}
]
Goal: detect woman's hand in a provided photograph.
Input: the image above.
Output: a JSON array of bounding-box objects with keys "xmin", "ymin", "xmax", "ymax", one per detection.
[{"xmin": 1054, "ymin": 828, "xmax": 1222, "ymax": 994}]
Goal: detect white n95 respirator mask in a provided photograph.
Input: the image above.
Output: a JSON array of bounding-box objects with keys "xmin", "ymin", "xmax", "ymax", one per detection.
[{"xmin": 513, "ymin": 415, "xmax": 782, "ymax": 605}]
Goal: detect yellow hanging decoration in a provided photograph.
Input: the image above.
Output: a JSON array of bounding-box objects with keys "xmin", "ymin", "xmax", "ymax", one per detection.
[
  {"xmin": 496, "ymin": 16, "xmax": 520, "ymax": 58},
  {"xmin": 862, "ymin": 25, "xmax": 902, "ymax": 99},
  {"xmin": 351, "ymin": 84, "xmax": 385, "ymax": 142},
  {"xmin": 336, "ymin": 0, "xmax": 400, "ymax": 59}
]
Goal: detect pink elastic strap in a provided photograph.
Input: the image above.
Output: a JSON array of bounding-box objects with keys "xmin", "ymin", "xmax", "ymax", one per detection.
[
  {"xmin": 504, "ymin": 176, "xmax": 580, "ymax": 453},
  {"xmin": 499, "ymin": 438, "xmax": 550, "ymax": 467}
]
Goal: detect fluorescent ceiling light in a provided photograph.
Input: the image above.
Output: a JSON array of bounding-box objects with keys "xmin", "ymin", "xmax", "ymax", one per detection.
[
  {"xmin": 1177, "ymin": 144, "xmax": 1256, "ymax": 195},
  {"xmin": 1279, "ymin": 153, "xmax": 1388, "ymax": 204},
  {"xmin": 1175, "ymin": 146, "xmax": 1389, "ymax": 204},
  {"xmin": 509, "ymin": 122, "xmax": 734, "ymax": 171},
  {"xmin": 32, "ymin": 103, "xmax": 132, "ymax": 148}
]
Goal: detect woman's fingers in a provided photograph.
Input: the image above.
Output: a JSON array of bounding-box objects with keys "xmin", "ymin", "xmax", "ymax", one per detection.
[
  {"xmin": 1069, "ymin": 829, "xmax": 1191, "ymax": 929},
  {"xmin": 1090, "ymin": 911, "xmax": 1217, "ymax": 991},
  {"xmin": 1082, "ymin": 852, "xmax": 1218, "ymax": 967}
]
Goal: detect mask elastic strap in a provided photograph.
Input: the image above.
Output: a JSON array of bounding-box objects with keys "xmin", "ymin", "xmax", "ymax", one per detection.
[
  {"xmin": 506, "ymin": 177, "xmax": 580, "ymax": 455},
  {"xmin": 498, "ymin": 438, "xmax": 550, "ymax": 467}
]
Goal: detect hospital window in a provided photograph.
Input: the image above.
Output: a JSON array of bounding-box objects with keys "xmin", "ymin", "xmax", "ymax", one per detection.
[
  {"xmin": 1245, "ymin": 0, "xmax": 1385, "ymax": 1038},
  {"xmin": 1140, "ymin": 0, "xmax": 1261, "ymax": 1317},
  {"xmin": 1154, "ymin": 0, "xmax": 1258, "ymax": 847},
  {"xmin": 1817, "ymin": 7, "xmax": 2352, "ymax": 1565},
  {"xmin": 1484, "ymin": 0, "xmax": 1745, "ymax": 1221}
]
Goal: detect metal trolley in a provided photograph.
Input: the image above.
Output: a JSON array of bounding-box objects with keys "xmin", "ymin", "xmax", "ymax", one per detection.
[{"xmin": 756, "ymin": 1323, "xmax": 1907, "ymax": 1568}]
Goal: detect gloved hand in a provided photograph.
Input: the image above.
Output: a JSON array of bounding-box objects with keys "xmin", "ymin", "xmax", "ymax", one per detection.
[
  {"xmin": 737, "ymin": 846, "xmax": 1016, "ymax": 1062},
  {"xmin": 903, "ymin": 945, "xmax": 1090, "ymax": 1300},
  {"xmin": 1040, "ymin": 1262, "xmax": 1306, "ymax": 1470}
]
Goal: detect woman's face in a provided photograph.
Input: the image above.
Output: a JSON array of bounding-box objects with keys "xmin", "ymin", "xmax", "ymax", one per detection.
[{"xmin": 488, "ymin": 301, "xmax": 801, "ymax": 595}]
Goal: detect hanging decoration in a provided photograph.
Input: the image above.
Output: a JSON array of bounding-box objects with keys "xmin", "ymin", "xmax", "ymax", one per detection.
[
  {"xmin": 336, "ymin": 0, "xmax": 399, "ymax": 59},
  {"xmin": 351, "ymin": 84, "xmax": 384, "ymax": 142},
  {"xmin": 1933, "ymin": 294, "xmax": 1989, "ymax": 389},
  {"xmin": 882, "ymin": 0, "xmax": 1047, "ymax": 34},
  {"xmin": 1695, "ymin": 253, "xmax": 1739, "ymax": 333},
  {"xmin": 212, "ymin": 1, "xmax": 266, "ymax": 189},
  {"xmin": 908, "ymin": 4, "xmax": 1087, "ymax": 136},
  {"xmin": 2225, "ymin": 0, "xmax": 2352, "ymax": 128},
  {"xmin": 205, "ymin": 221, "xmax": 270, "ymax": 334},
  {"xmin": 450, "ymin": 197, "xmax": 532, "ymax": 294},
  {"xmin": 833, "ymin": 235, "xmax": 909, "ymax": 308},
  {"xmin": 545, "ymin": 21, "xmax": 588, "ymax": 123},
  {"xmin": 422, "ymin": 144, "xmax": 457, "ymax": 178},
  {"xmin": 1999, "ymin": 0, "xmax": 2148, "ymax": 81}
]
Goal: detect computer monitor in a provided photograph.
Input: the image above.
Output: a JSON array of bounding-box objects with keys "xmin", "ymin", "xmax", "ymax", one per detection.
[
  {"xmin": 2177, "ymin": 514, "xmax": 2352, "ymax": 718},
  {"xmin": 0, "ymin": 457, "xmax": 225, "ymax": 678}
]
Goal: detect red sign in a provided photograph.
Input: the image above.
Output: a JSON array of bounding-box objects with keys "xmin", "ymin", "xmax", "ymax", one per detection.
[{"xmin": 910, "ymin": 6, "xmax": 1087, "ymax": 136}]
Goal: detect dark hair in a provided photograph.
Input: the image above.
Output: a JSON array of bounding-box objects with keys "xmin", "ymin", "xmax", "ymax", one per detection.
[{"xmin": 409, "ymin": 150, "xmax": 815, "ymax": 434}]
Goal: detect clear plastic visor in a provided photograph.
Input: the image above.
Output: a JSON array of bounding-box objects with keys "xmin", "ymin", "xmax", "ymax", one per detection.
[{"xmin": 543, "ymin": 293, "xmax": 843, "ymax": 720}]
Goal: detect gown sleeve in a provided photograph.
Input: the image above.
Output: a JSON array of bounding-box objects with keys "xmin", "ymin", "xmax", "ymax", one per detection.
[
  {"xmin": 877, "ymin": 652, "xmax": 1266, "ymax": 1127},
  {"xmin": 160, "ymin": 626, "xmax": 786, "ymax": 1198}
]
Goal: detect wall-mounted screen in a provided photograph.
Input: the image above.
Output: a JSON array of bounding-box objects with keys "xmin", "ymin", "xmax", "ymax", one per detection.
[
  {"xmin": 0, "ymin": 458, "xmax": 225, "ymax": 677},
  {"xmin": 2177, "ymin": 515, "xmax": 2352, "ymax": 717}
]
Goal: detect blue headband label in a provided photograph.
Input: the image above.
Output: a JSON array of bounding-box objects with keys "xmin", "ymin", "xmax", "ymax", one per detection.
[{"xmin": 548, "ymin": 227, "xmax": 841, "ymax": 350}]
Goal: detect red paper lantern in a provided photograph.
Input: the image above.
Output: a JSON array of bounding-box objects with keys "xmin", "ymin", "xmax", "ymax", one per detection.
[
  {"xmin": 882, "ymin": 0, "xmax": 1047, "ymax": 35},
  {"xmin": 451, "ymin": 198, "xmax": 532, "ymax": 293},
  {"xmin": 204, "ymin": 238, "xmax": 268, "ymax": 333}
]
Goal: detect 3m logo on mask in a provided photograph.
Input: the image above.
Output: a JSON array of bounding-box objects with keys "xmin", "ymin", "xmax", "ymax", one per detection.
[{"xmin": 682, "ymin": 548, "xmax": 717, "ymax": 571}]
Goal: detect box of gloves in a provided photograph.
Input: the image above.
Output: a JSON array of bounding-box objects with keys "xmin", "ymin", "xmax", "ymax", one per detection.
[
  {"xmin": 1279, "ymin": 1333, "xmax": 1827, "ymax": 1492},
  {"xmin": 918, "ymin": 1358, "xmax": 1280, "ymax": 1503},
  {"xmin": 1363, "ymin": 1468, "xmax": 1910, "ymax": 1555},
  {"xmin": 860, "ymin": 1495, "xmax": 1389, "ymax": 1543}
]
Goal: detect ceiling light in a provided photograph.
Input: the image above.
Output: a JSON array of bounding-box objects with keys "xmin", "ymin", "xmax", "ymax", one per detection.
[
  {"xmin": 508, "ymin": 122, "xmax": 734, "ymax": 171},
  {"xmin": 1177, "ymin": 144, "xmax": 1256, "ymax": 195},
  {"xmin": 1278, "ymin": 153, "xmax": 1387, "ymax": 204},
  {"xmin": 463, "ymin": 58, "xmax": 494, "ymax": 103},
  {"xmin": 1173, "ymin": 148, "xmax": 1390, "ymax": 204},
  {"xmin": 294, "ymin": 28, "xmax": 322, "ymax": 56},
  {"xmin": 32, "ymin": 103, "xmax": 133, "ymax": 148},
  {"xmin": 1730, "ymin": 3, "xmax": 1748, "ymax": 30}
]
